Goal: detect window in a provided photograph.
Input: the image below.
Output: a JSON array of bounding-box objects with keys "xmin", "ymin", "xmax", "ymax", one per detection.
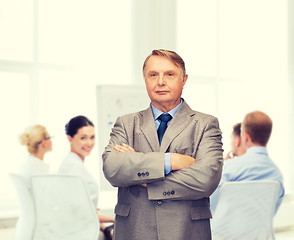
[
  {"xmin": 0, "ymin": 73, "xmax": 30, "ymax": 209},
  {"xmin": 0, "ymin": 0, "xmax": 131, "ymax": 211},
  {"xmin": 177, "ymin": 0, "xmax": 290, "ymax": 190},
  {"xmin": 0, "ymin": 0, "xmax": 33, "ymax": 62}
]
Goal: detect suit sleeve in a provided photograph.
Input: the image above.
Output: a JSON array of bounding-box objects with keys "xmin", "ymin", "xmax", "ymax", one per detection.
[
  {"xmin": 102, "ymin": 116, "xmax": 165, "ymax": 187},
  {"xmin": 147, "ymin": 116, "xmax": 224, "ymax": 201}
]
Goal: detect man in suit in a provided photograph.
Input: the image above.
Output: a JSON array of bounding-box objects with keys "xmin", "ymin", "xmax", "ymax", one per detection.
[{"xmin": 102, "ymin": 49, "xmax": 224, "ymax": 240}]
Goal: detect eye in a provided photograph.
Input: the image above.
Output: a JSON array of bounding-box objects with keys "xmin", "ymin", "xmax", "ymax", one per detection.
[
  {"xmin": 91, "ymin": 136, "xmax": 95, "ymax": 140},
  {"xmin": 149, "ymin": 72, "xmax": 158, "ymax": 78},
  {"xmin": 81, "ymin": 136, "xmax": 86, "ymax": 140}
]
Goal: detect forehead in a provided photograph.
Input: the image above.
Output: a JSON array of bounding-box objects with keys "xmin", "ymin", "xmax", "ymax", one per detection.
[
  {"xmin": 76, "ymin": 126, "xmax": 95, "ymax": 135},
  {"xmin": 145, "ymin": 55, "xmax": 180, "ymax": 72}
]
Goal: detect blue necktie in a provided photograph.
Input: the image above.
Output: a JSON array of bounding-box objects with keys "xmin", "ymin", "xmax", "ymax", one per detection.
[{"xmin": 157, "ymin": 113, "xmax": 172, "ymax": 144}]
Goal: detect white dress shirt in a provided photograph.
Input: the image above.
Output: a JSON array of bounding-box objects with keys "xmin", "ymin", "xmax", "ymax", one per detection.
[
  {"xmin": 20, "ymin": 155, "xmax": 50, "ymax": 183},
  {"xmin": 210, "ymin": 146, "xmax": 284, "ymax": 214},
  {"xmin": 58, "ymin": 152, "xmax": 98, "ymax": 208}
]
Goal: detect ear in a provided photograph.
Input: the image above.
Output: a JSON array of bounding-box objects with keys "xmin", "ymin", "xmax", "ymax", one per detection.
[
  {"xmin": 40, "ymin": 140, "xmax": 46, "ymax": 148},
  {"xmin": 67, "ymin": 135, "xmax": 72, "ymax": 143},
  {"xmin": 237, "ymin": 136, "xmax": 242, "ymax": 147},
  {"xmin": 183, "ymin": 74, "xmax": 188, "ymax": 86},
  {"xmin": 244, "ymin": 131, "xmax": 250, "ymax": 143}
]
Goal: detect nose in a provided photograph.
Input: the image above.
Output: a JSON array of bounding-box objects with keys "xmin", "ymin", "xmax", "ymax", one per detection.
[
  {"xmin": 157, "ymin": 75, "xmax": 165, "ymax": 86},
  {"xmin": 87, "ymin": 139, "xmax": 95, "ymax": 147}
]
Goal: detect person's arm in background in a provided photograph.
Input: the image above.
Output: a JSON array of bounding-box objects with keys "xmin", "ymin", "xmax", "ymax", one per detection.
[
  {"xmin": 97, "ymin": 210, "xmax": 115, "ymax": 223},
  {"xmin": 97, "ymin": 211, "xmax": 114, "ymax": 240}
]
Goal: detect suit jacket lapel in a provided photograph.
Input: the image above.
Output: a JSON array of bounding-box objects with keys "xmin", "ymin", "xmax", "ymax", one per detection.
[
  {"xmin": 160, "ymin": 101, "xmax": 195, "ymax": 152},
  {"xmin": 140, "ymin": 105, "xmax": 160, "ymax": 152}
]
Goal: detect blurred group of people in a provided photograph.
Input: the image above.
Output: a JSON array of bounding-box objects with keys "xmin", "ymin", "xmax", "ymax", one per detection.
[
  {"xmin": 210, "ymin": 111, "xmax": 284, "ymax": 214},
  {"xmin": 19, "ymin": 116, "xmax": 114, "ymax": 240}
]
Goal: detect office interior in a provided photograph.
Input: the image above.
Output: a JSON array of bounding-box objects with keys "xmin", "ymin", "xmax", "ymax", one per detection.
[{"xmin": 0, "ymin": 0, "xmax": 294, "ymax": 239}]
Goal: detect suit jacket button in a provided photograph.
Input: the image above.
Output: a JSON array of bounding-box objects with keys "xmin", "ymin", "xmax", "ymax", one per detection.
[
  {"xmin": 167, "ymin": 191, "xmax": 170, "ymax": 196},
  {"xmin": 157, "ymin": 200, "xmax": 163, "ymax": 205},
  {"xmin": 142, "ymin": 172, "xmax": 145, "ymax": 176},
  {"xmin": 137, "ymin": 173, "xmax": 141, "ymax": 177},
  {"xmin": 171, "ymin": 190, "xmax": 175, "ymax": 195},
  {"xmin": 146, "ymin": 172, "xmax": 149, "ymax": 176},
  {"xmin": 163, "ymin": 192, "xmax": 167, "ymax": 196}
]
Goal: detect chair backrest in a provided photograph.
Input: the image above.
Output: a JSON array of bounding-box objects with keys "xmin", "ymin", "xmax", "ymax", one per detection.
[
  {"xmin": 211, "ymin": 180, "xmax": 279, "ymax": 240},
  {"xmin": 9, "ymin": 173, "xmax": 35, "ymax": 240},
  {"xmin": 31, "ymin": 175, "xmax": 99, "ymax": 240}
]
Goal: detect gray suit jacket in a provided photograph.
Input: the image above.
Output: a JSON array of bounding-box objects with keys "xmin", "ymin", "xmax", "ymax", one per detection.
[{"xmin": 102, "ymin": 100, "xmax": 223, "ymax": 240}]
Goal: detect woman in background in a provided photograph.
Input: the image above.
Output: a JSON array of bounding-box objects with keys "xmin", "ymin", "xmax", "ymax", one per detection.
[
  {"xmin": 19, "ymin": 124, "xmax": 52, "ymax": 181},
  {"xmin": 58, "ymin": 115, "xmax": 114, "ymax": 240}
]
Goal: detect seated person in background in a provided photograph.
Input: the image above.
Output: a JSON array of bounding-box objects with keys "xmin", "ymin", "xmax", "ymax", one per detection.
[
  {"xmin": 19, "ymin": 124, "xmax": 53, "ymax": 182},
  {"xmin": 224, "ymin": 122, "xmax": 246, "ymax": 160},
  {"xmin": 58, "ymin": 115, "xmax": 114, "ymax": 240},
  {"xmin": 210, "ymin": 111, "xmax": 284, "ymax": 214}
]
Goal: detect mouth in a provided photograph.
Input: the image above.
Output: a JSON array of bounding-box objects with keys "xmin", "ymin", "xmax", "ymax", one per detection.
[
  {"xmin": 82, "ymin": 147, "xmax": 93, "ymax": 153},
  {"xmin": 156, "ymin": 91, "xmax": 169, "ymax": 95}
]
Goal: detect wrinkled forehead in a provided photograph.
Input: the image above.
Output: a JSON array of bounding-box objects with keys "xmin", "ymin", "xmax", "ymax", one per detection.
[{"xmin": 143, "ymin": 55, "xmax": 184, "ymax": 77}]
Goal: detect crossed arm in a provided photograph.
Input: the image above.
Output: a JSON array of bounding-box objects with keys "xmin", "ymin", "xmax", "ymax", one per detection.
[
  {"xmin": 102, "ymin": 115, "xmax": 223, "ymax": 200},
  {"xmin": 114, "ymin": 144, "xmax": 195, "ymax": 172}
]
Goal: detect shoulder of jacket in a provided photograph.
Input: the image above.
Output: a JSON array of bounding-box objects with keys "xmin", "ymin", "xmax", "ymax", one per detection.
[
  {"xmin": 190, "ymin": 110, "xmax": 218, "ymax": 123},
  {"xmin": 119, "ymin": 107, "xmax": 150, "ymax": 120},
  {"xmin": 182, "ymin": 100, "xmax": 217, "ymax": 120}
]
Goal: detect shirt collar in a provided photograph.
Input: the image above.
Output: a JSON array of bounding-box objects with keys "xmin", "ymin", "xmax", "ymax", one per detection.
[
  {"xmin": 247, "ymin": 146, "xmax": 268, "ymax": 155},
  {"xmin": 68, "ymin": 152, "xmax": 84, "ymax": 163},
  {"xmin": 151, "ymin": 98, "xmax": 183, "ymax": 120}
]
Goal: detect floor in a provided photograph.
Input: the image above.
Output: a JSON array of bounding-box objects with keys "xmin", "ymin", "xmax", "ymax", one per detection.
[{"xmin": 1, "ymin": 227, "xmax": 294, "ymax": 239}]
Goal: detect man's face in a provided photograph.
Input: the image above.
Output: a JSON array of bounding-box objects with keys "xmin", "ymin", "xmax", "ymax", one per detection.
[
  {"xmin": 144, "ymin": 55, "xmax": 187, "ymax": 112},
  {"xmin": 230, "ymin": 133, "xmax": 239, "ymax": 157}
]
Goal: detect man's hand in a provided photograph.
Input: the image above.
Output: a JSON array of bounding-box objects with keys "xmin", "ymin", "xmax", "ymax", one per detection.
[
  {"xmin": 114, "ymin": 143, "xmax": 136, "ymax": 152},
  {"xmin": 224, "ymin": 151, "xmax": 233, "ymax": 160},
  {"xmin": 170, "ymin": 153, "xmax": 195, "ymax": 171}
]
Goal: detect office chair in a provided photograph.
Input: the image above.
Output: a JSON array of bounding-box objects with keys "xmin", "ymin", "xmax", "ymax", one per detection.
[
  {"xmin": 9, "ymin": 173, "xmax": 35, "ymax": 240},
  {"xmin": 211, "ymin": 180, "xmax": 280, "ymax": 240},
  {"xmin": 31, "ymin": 175, "xmax": 100, "ymax": 240}
]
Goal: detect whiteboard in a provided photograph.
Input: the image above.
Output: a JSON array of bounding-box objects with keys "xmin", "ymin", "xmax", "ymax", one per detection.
[{"xmin": 96, "ymin": 85, "xmax": 150, "ymax": 191}]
